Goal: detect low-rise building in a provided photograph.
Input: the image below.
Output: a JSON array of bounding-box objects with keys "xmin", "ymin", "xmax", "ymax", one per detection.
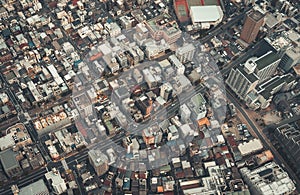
[
  {"xmin": 0, "ymin": 149, "xmax": 22, "ymax": 178},
  {"xmin": 240, "ymin": 162, "xmax": 296, "ymax": 195}
]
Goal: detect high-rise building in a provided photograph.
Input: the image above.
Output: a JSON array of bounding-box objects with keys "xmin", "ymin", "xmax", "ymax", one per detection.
[
  {"xmin": 226, "ymin": 59, "xmax": 259, "ymax": 99},
  {"xmin": 88, "ymin": 149, "xmax": 109, "ymax": 176},
  {"xmin": 253, "ymin": 51, "xmax": 280, "ymax": 83},
  {"xmin": 240, "ymin": 10, "xmax": 265, "ymax": 44},
  {"xmin": 278, "ymin": 47, "xmax": 300, "ymax": 72},
  {"xmin": 274, "ymin": 124, "xmax": 300, "ymax": 177}
]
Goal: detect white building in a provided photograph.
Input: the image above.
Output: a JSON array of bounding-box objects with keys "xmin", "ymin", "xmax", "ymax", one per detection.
[
  {"xmin": 160, "ymin": 82, "xmax": 173, "ymax": 101},
  {"xmin": 45, "ymin": 168, "xmax": 67, "ymax": 195},
  {"xmin": 104, "ymin": 22, "xmax": 121, "ymax": 37},
  {"xmin": 240, "ymin": 162, "xmax": 296, "ymax": 195},
  {"xmin": 169, "ymin": 55, "xmax": 185, "ymax": 75},
  {"xmin": 190, "ymin": 6, "xmax": 224, "ymax": 29},
  {"xmin": 133, "ymin": 69, "xmax": 143, "ymax": 83},
  {"xmin": 238, "ymin": 139, "xmax": 263, "ymax": 156},
  {"xmin": 175, "ymin": 44, "xmax": 196, "ymax": 63},
  {"xmin": 180, "ymin": 103, "xmax": 191, "ymax": 123}
]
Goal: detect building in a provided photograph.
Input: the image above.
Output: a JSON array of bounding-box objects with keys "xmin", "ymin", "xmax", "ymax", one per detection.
[
  {"xmin": 88, "ymin": 149, "xmax": 109, "ymax": 176},
  {"xmin": 104, "ymin": 22, "xmax": 121, "ymax": 37},
  {"xmin": 240, "ymin": 10, "xmax": 265, "ymax": 44},
  {"xmin": 175, "ymin": 43, "xmax": 196, "ymax": 63},
  {"xmin": 245, "ymin": 74, "xmax": 296, "ymax": 110},
  {"xmin": 160, "ymin": 82, "xmax": 173, "ymax": 101},
  {"xmin": 116, "ymin": 52, "xmax": 128, "ymax": 68},
  {"xmin": 133, "ymin": 69, "xmax": 143, "ymax": 83},
  {"xmin": 274, "ymin": 124, "xmax": 300, "ymax": 177},
  {"xmin": 45, "ymin": 168, "xmax": 67, "ymax": 195},
  {"xmin": 238, "ymin": 139, "xmax": 263, "ymax": 156},
  {"xmin": 180, "ymin": 103, "xmax": 191, "ymax": 123},
  {"xmin": 145, "ymin": 13, "xmax": 182, "ymax": 45},
  {"xmin": 0, "ymin": 7, "xmax": 9, "ymax": 19},
  {"xmin": 190, "ymin": 6, "xmax": 224, "ymax": 29},
  {"xmin": 0, "ymin": 149, "xmax": 22, "ymax": 178},
  {"xmin": 240, "ymin": 162, "xmax": 296, "ymax": 195},
  {"xmin": 226, "ymin": 59, "xmax": 259, "ymax": 99},
  {"xmin": 169, "ymin": 55, "xmax": 185, "ymax": 75},
  {"xmin": 253, "ymin": 51, "xmax": 280, "ymax": 83},
  {"xmin": 278, "ymin": 47, "xmax": 300, "ymax": 72},
  {"xmin": 188, "ymin": 94, "xmax": 207, "ymax": 121},
  {"xmin": 19, "ymin": 179, "xmax": 50, "ymax": 195},
  {"xmin": 112, "ymin": 86, "xmax": 130, "ymax": 104},
  {"xmin": 135, "ymin": 97, "xmax": 153, "ymax": 116}
]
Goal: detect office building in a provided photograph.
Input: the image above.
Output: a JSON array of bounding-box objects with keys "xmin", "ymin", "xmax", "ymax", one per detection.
[
  {"xmin": 254, "ymin": 51, "xmax": 280, "ymax": 83},
  {"xmin": 240, "ymin": 10, "xmax": 265, "ymax": 44},
  {"xmin": 188, "ymin": 93, "xmax": 207, "ymax": 121},
  {"xmin": 19, "ymin": 179, "xmax": 50, "ymax": 195},
  {"xmin": 175, "ymin": 43, "xmax": 196, "ymax": 63},
  {"xmin": 278, "ymin": 47, "xmax": 300, "ymax": 72},
  {"xmin": 88, "ymin": 149, "xmax": 109, "ymax": 176},
  {"xmin": 145, "ymin": 13, "xmax": 182, "ymax": 45},
  {"xmin": 226, "ymin": 59, "xmax": 259, "ymax": 99},
  {"xmin": 240, "ymin": 162, "xmax": 296, "ymax": 195},
  {"xmin": 0, "ymin": 149, "xmax": 22, "ymax": 178},
  {"xmin": 274, "ymin": 124, "xmax": 300, "ymax": 177},
  {"xmin": 45, "ymin": 168, "xmax": 67, "ymax": 195}
]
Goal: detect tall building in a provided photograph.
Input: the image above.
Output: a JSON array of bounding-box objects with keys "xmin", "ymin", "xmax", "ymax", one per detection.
[
  {"xmin": 253, "ymin": 51, "xmax": 280, "ymax": 83},
  {"xmin": 274, "ymin": 124, "xmax": 300, "ymax": 177},
  {"xmin": 278, "ymin": 47, "xmax": 300, "ymax": 72},
  {"xmin": 226, "ymin": 60, "xmax": 259, "ymax": 99},
  {"xmin": 175, "ymin": 43, "xmax": 196, "ymax": 63},
  {"xmin": 88, "ymin": 149, "xmax": 109, "ymax": 176},
  {"xmin": 240, "ymin": 10, "xmax": 265, "ymax": 44}
]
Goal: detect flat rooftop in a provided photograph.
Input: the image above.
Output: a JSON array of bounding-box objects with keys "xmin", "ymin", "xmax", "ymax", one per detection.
[
  {"xmin": 190, "ymin": 5, "xmax": 223, "ymax": 23},
  {"xmin": 249, "ymin": 10, "xmax": 265, "ymax": 22}
]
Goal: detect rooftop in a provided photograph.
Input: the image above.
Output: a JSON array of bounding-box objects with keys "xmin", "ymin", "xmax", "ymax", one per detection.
[
  {"xmin": 88, "ymin": 149, "xmax": 109, "ymax": 166},
  {"xmin": 19, "ymin": 179, "xmax": 49, "ymax": 195},
  {"xmin": 248, "ymin": 10, "xmax": 265, "ymax": 22},
  {"xmin": 190, "ymin": 6, "xmax": 224, "ymax": 23},
  {"xmin": 237, "ymin": 65, "xmax": 259, "ymax": 83},
  {"xmin": 0, "ymin": 148, "xmax": 19, "ymax": 170},
  {"xmin": 255, "ymin": 51, "xmax": 280, "ymax": 70}
]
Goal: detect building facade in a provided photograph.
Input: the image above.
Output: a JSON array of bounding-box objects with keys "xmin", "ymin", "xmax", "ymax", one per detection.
[
  {"xmin": 240, "ymin": 10, "xmax": 265, "ymax": 44},
  {"xmin": 226, "ymin": 61, "xmax": 259, "ymax": 99},
  {"xmin": 88, "ymin": 149, "xmax": 109, "ymax": 176}
]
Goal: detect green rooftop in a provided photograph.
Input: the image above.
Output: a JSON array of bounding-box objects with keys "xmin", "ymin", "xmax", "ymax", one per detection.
[{"xmin": 255, "ymin": 52, "xmax": 280, "ymax": 70}]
